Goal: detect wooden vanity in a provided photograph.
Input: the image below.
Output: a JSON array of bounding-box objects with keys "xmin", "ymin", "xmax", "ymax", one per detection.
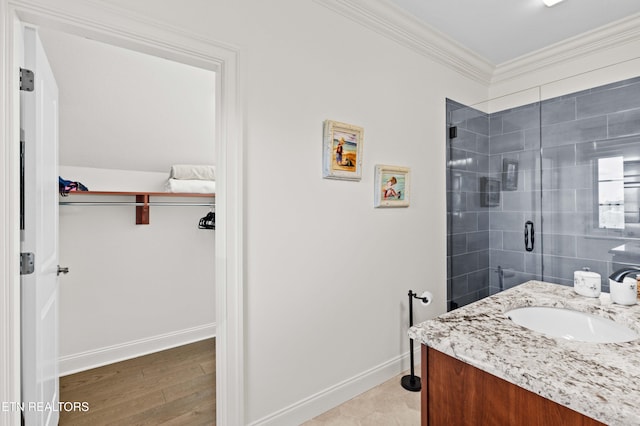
[
  {"xmin": 409, "ymin": 281, "xmax": 640, "ymax": 426},
  {"xmin": 421, "ymin": 346, "xmax": 604, "ymax": 425}
]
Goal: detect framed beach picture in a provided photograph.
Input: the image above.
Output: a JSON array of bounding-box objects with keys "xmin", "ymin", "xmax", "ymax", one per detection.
[
  {"xmin": 374, "ymin": 165, "xmax": 410, "ymax": 208},
  {"xmin": 323, "ymin": 119, "xmax": 364, "ymax": 181}
]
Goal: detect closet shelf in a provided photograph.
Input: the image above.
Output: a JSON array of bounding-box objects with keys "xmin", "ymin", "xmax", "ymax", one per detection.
[{"xmin": 59, "ymin": 191, "xmax": 215, "ymax": 225}]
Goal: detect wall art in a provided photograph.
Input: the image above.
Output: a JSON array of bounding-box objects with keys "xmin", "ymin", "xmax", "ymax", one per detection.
[
  {"xmin": 323, "ymin": 119, "xmax": 364, "ymax": 181},
  {"xmin": 374, "ymin": 164, "xmax": 410, "ymax": 208}
]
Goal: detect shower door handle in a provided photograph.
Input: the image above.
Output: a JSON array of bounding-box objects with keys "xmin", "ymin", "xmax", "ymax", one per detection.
[{"xmin": 524, "ymin": 221, "xmax": 534, "ymax": 252}]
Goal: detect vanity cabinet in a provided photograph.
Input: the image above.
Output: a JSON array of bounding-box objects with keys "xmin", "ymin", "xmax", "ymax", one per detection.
[{"xmin": 421, "ymin": 346, "xmax": 604, "ymax": 426}]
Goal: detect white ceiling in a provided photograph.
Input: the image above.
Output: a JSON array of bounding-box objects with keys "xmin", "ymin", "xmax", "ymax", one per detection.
[{"xmin": 386, "ymin": 0, "xmax": 640, "ymax": 64}]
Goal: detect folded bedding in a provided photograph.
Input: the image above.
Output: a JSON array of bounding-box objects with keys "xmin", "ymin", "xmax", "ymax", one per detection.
[
  {"xmin": 165, "ymin": 179, "xmax": 216, "ymax": 193},
  {"xmin": 169, "ymin": 164, "xmax": 216, "ymax": 181}
]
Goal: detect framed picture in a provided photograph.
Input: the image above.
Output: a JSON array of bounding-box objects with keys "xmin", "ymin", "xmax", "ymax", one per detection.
[
  {"xmin": 323, "ymin": 120, "xmax": 364, "ymax": 181},
  {"xmin": 502, "ymin": 159, "xmax": 518, "ymax": 191},
  {"xmin": 374, "ymin": 165, "xmax": 410, "ymax": 208}
]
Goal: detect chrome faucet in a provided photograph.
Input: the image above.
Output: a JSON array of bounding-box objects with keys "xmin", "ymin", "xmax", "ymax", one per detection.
[{"xmin": 609, "ymin": 266, "xmax": 640, "ymax": 282}]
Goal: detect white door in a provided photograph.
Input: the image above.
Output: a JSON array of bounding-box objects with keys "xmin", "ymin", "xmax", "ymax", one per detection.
[{"xmin": 20, "ymin": 25, "xmax": 60, "ymax": 426}]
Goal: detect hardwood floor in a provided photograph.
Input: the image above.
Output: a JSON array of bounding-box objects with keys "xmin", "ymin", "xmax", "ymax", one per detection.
[{"xmin": 59, "ymin": 338, "xmax": 215, "ymax": 425}]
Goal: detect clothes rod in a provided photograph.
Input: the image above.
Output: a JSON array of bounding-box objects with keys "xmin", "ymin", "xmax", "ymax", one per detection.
[
  {"xmin": 58, "ymin": 191, "xmax": 215, "ymax": 224},
  {"xmin": 59, "ymin": 202, "xmax": 214, "ymax": 207}
]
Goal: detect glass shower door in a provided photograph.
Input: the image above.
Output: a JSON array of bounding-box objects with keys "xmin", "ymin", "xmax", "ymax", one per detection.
[{"xmin": 446, "ymin": 90, "xmax": 543, "ymax": 310}]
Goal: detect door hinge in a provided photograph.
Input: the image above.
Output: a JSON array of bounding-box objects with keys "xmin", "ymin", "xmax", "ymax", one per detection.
[
  {"xmin": 20, "ymin": 68, "xmax": 34, "ymax": 92},
  {"xmin": 20, "ymin": 252, "xmax": 35, "ymax": 275}
]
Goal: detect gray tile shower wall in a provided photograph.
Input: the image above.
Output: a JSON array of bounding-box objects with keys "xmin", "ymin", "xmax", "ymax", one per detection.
[
  {"xmin": 446, "ymin": 76, "xmax": 640, "ymax": 310},
  {"xmin": 537, "ymin": 76, "xmax": 640, "ymax": 289}
]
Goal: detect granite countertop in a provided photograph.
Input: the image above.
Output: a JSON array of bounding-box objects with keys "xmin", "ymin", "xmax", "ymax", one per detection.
[{"xmin": 408, "ymin": 280, "xmax": 640, "ymax": 426}]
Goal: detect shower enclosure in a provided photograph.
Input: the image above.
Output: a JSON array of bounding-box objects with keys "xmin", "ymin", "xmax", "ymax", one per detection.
[{"xmin": 446, "ymin": 76, "xmax": 640, "ymax": 310}]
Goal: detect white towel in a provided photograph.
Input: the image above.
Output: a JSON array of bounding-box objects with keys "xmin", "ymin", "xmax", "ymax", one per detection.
[
  {"xmin": 169, "ymin": 165, "xmax": 216, "ymax": 181},
  {"xmin": 165, "ymin": 179, "xmax": 216, "ymax": 193}
]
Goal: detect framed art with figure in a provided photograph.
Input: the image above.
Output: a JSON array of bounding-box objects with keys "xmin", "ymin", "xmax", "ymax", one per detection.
[
  {"xmin": 323, "ymin": 120, "xmax": 364, "ymax": 181},
  {"xmin": 374, "ymin": 164, "xmax": 410, "ymax": 208}
]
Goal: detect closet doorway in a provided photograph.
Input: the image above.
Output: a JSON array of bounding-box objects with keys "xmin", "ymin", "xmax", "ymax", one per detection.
[
  {"xmin": 4, "ymin": 2, "xmax": 244, "ymax": 424},
  {"xmin": 42, "ymin": 27, "xmax": 217, "ymax": 424}
]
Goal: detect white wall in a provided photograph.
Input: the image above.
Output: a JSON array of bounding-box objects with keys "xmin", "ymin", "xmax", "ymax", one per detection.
[
  {"xmin": 39, "ymin": 28, "xmax": 215, "ymax": 172},
  {"xmin": 39, "ymin": 30, "xmax": 217, "ymax": 374},
  {"xmin": 95, "ymin": 0, "xmax": 488, "ymax": 423}
]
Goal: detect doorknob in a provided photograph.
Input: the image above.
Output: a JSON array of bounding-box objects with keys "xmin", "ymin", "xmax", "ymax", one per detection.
[{"xmin": 57, "ymin": 265, "xmax": 69, "ymax": 276}]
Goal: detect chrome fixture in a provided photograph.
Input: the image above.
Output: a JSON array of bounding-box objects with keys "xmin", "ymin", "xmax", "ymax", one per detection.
[{"xmin": 609, "ymin": 266, "xmax": 640, "ymax": 283}]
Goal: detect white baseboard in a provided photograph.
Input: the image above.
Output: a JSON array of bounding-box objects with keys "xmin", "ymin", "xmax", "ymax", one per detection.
[
  {"xmin": 58, "ymin": 322, "xmax": 216, "ymax": 376},
  {"xmin": 250, "ymin": 347, "xmax": 422, "ymax": 426}
]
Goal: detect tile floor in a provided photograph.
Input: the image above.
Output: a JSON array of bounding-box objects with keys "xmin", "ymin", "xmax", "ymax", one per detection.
[{"xmin": 303, "ymin": 373, "xmax": 421, "ymax": 425}]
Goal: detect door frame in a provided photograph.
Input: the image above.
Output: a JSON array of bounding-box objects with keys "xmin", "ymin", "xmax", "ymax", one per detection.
[{"xmin": 0, "ymin": 1, "xmax": 245, "ymax": 425}]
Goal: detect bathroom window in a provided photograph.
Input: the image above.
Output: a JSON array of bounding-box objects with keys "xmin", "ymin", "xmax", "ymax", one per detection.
[{"xmin": 598, "ymin": 156, "xmax": 624, "ymax": 229}]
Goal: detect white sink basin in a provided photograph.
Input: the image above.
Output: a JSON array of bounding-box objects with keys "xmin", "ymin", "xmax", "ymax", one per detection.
[{"xmin": 505, "ymin": 306, "xmax": 638, "ymax": 343}]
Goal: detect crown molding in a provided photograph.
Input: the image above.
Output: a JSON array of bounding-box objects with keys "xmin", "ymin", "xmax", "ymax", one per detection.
[
  {"xmin": 315, "ymin": 0, "xmax": 640, "ymax": 90},
  {"xmin": 313, "ymin": 0, "xmax": 494, "ymax": 85},
  {"xmin": 492, "ymin": 12, "xmax": 640, "ymax": 84}
]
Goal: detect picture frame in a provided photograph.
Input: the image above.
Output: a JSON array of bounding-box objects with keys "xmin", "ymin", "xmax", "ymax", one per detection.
[
  {"xmin": 323, "ymin": 120, "xmax": 364, "ymax": 181},
  {"xmin": 374, "ymin": 165, "xmax": 410, "ymax": 208},
  {"xmin": 502, "ymin": 159, "xmax": 519, "ymax": 191}
]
